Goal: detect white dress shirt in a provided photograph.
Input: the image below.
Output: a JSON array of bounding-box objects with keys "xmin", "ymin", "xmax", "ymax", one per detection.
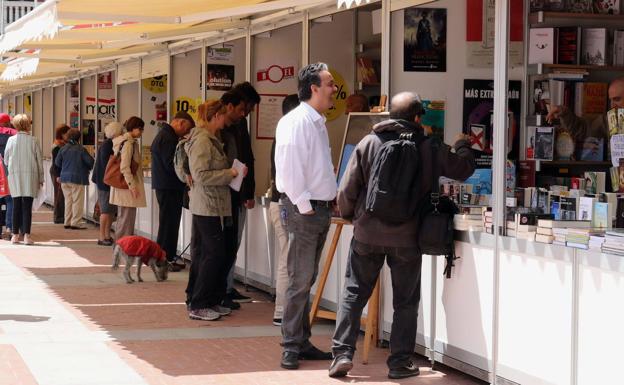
[{"xmin": 275, "ymin": 101, "xmax": 337, "ymax": 213}]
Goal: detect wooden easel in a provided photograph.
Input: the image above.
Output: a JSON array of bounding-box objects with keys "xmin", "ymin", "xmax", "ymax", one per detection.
[{"xmin": 309, "ymin": 217, "xmax": 380, "ymax": 364}]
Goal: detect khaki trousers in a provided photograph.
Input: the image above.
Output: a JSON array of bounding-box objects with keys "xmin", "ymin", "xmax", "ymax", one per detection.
[
  {"xmin": 61, "ymin": 183, "xmax": 84, "ymax": 227},
  {"xmin": 116, "ymin": 206, "xmax": 136, "ymax": 239}
]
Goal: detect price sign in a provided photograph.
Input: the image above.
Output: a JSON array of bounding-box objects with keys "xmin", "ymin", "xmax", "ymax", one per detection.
[
  {"xmin": 324, "ymin": 69, "xmax": 348, "ymax": 122},
  {"xmin": 142, "ymin": 75, "xmax": 167, "ymax": 94},
  {"xmin": 611, "ymin": 134, "xmax": 624, "ymax": 167},
  {"xmin": 172, "ymin": 96, "xmax": 201, "ymax": 122}
]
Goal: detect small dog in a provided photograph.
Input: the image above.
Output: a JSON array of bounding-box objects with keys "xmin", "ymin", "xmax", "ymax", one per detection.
[{"xmin": 111, "ymin": 235, "xmax": 169, "ymax": 283}]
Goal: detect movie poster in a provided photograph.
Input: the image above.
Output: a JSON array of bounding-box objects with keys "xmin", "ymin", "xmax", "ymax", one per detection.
[
  {"xmin": 421, "ymin": 100, "xmax": 445, "ymax": 141},
  {"xmin": 462, "ymin": 79, "xmax": 522, "ymax": 168},
  {"xmin": 206, "ymin": 64, "xmax": 235, "ymax": 91},
  {"xmin": 404, "ymin": 8, "xmax": 447, "ymax": 72}
]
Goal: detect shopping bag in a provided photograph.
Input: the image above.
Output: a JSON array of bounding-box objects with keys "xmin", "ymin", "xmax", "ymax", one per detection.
[{"xmin": 33, "ymin": 187, "xmax": 46, "ymax": 211}]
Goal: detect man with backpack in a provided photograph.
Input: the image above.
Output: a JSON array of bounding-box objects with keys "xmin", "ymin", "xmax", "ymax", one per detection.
[
  {"xmin": 151, "ymin": 111, "xmax": 195, "ymax": 272},
  {"xmin": 328, "ymin": 92, "xmax": 475, "ymax": 379}
]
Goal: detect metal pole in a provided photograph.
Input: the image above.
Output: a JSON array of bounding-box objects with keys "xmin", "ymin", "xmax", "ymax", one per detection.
[
  {"xmin": 302, "ymin": 11, "xmax": 310, "ymax": 67},
  {"xmin": 243, "ymin": 28, "xmax": 252, "ymax": 288},
  {"xmin": 492, "ymin": 0, "xmax": 510, "ymax": 384}
]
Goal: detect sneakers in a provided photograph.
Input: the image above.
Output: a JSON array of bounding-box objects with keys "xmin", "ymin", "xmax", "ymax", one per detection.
[
  {"xmin": 170, "ymin": 257, "xmax": 186, "ymax": 270},
  {"xmin": 280, "ymin": 351, "xmax": 299, "ymax": 370},
  {"xmin": 388, "ymin": 361, "xmax": 420, "ymax": 379},
  {"xmin": 10, "ymin": 234, "xmax": 19, "ymax": 244},
  {"xmin": 328, "ymin": 355, "xmax": 353, "ymax": 378},
  {"xmin": 189, "ymin": 308, "xmax": 221, "ymax": 321},
  {"xmin": 298, "ymin": 345, "xmax": 332, "ymax": 360},
  {"xmin": 272, "ymin": 318, "xmax": 282, "ymax": 326},
  {"xmin": 97, "ymin": 239, "xmax": 113, "ymax": 246},
  {"xmin": 229, "ymin": 288, "xmax": 252, "ymax": 303},
  {"xmin": 210, "ymin": 304, "xmax": 232, "ymax": 316},
  {"xmin": 23, "ymin": 234, "xmax": 34, "ymax": 245},
  {"xmin": 221, "ymin": 297, "xmax": 241, "ymax": 310}
]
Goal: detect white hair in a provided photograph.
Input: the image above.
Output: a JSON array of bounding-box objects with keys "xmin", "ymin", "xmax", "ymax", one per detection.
[{"xmin": 104, "ymin": 122, "xmax": 124, "ymax": 139}]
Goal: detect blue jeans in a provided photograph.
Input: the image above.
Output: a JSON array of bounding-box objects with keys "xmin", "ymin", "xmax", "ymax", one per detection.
[{"xmin": 0, "ymin": 195, "xmax": 12, "ymax": 230}]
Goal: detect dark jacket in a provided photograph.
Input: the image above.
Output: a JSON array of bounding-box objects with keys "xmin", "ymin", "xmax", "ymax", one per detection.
[
  {"xmin": 55, "ymin": 141, "xmax": 95, "ymax": 185},
  {"xmin": 91, "ymin": 138, "xmax": 114, "ymax": 191},
  {"xmin": 337, "ymin": 119, "xmax": 475, "ymax": 248},
  {"xmin": 0, "ymin": 126, "xmax": 17, "ymax": 158},
  {"xmin": 50, "ymin": 143, "xmax": 63, "ymax": 178},
  {"xmin": 150, "ymin": 123, "xmax": 186, "ymax": 191},
  {"xmin": 221, "ymin": 117, "xmax": 255, "ymax": 204}
]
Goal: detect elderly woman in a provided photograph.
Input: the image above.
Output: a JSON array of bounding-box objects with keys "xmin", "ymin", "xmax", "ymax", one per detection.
[
  {"xmin": 109, "ymin": 116, "xmax": 146, "ymax": 239},
  {"xmin": 50, "ymin": 124, "xmax": 70, "ymax": 224},
  {"xmin": 185, "ymin": 100, "xmax": 244, "ymax": 322},
  {"xmin": 55, "ymin": 128, "xmax": 94, "ymax": 230},
  {"xmin": 3, "ymin": 114, "xmax": 43, "ymax": 245},
  {"xmin": 91, "ymin": 122, "xmax": 123, "ymax": 245}
]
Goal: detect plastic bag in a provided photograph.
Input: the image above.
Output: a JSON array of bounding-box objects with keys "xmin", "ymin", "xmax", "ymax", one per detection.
[{"xmin": 33, "ymin": 187, "xmax": 46, "ymax": 211}]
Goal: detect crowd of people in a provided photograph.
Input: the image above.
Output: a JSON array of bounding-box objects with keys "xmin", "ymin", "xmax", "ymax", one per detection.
[{"xmin": 0, "ymin": 64, "xmax": 477, "ymax": 380}]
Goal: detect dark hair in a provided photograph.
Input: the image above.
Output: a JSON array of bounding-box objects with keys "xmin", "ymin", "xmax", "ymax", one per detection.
[
  {"xmin": 297, "ymin": 62, "xmax": 328, "ymax": 102},
  {"xmin": 233, "ymin": 82, "xmax": 261, "ymax": 105},
  {"xmin": 124, "ymin": 116, "xmax": 145, "ymax": 131},
  {"xmin": 282, "ymin": 94, "xmax": 300, "ymax": 115},
  {"xmin": 67, "ymin": 128, "xmax": 81, "ymax": 142},
  {"xmin": 173, "ymin": 110, "xmax": 195, "ymax": 127},
  {"xmin": 220, "ymin": 90, "xmax": 244, "ymax": 107},
  {"xmin": 389, "ymin": 94, "xmax": 425, "ymax": 122},
  {"xmin": 55, "ymin": 124, "xmax": 71, "ymax": 140}
]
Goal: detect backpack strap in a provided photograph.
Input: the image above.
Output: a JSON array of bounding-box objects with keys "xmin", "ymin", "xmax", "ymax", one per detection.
[
  {"xmin": 374, "ymin": 131, "xmax": 400, "ymax": 143},
  {"xmin": 429, "ymin": 138, "xmax": 441, "ymax": 209}
]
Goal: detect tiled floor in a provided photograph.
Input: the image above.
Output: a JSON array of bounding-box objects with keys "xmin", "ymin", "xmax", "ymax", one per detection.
[{"xmin": 0, "ymin": 208, "xmax": 487, "ymax": 385}]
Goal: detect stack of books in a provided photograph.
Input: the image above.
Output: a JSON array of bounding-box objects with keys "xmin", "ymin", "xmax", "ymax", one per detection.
[
  {"xmin": 537, "ymin": 219, "xmax": 591, "ymax": 245},
  {"xmin": 454, "ymin": 214, "xmax": 483, "ymax": 232},
  {"xmin": 483, "ymin": 209, "xmax": 493, "ymax": 234},
  {"xmin": 566, "ymin": 228, "xmax": 605, "ymax": 250},
  {"xmin": 553, "ymin": 228, "xmax": 568, "ymax": 246},
  {"xmin": 601, "ymin": 229, "xmax": 624, "ymax": 256},
  {"xmin": 536, "ymin": 226, "xmax": 555, "ymax": 244},
  {"xmin": 589, "ymin": 234, "xmax": 605, "ymax": 251},
  {"xmin": 516, "ymin": 223, "xmax": 537, "ymax": 241}
]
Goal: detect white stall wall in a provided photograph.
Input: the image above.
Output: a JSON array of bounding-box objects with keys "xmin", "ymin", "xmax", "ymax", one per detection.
[
  {"xmin": 172, "ymin": 48, "xmax": 201, "ymax": 122},
  {"xmin": 140, "ymin": 74, "xmax": 168, "ymax": 147},
  {"xmin": 33, "ymin": 90, "xmax": 43, "ymax": 146},
  {"xmin": 310, "ymin": 10, "xmax": 356, "ymax": 166},
  {"xmin": 1, "ymin": 97, "xmax": 7, "ymax": 113},
  {"xmin": 15, "ymin": 95, "xmax": 23, "ymax": 115},
  {"xmin": 206, "ymin": 38, "xmax": 246, "ymax": 101},
  {"xmin": 390, "ymin": 1, "xmax": 523, "ymax": 144},
  {"xmin": 53, "ymin": 85, "xmax": 64, "ymax": 127},
  {"xmin": 118, "ymin": 82, "xmax": 139, "ymax": 126},
  {"xmin": 251, "ymin": 23, "xmax": 302, "ymax": 196},
  {"xmin": 43, "ymin": 87, "xmax": 53, "ymax": 157}
]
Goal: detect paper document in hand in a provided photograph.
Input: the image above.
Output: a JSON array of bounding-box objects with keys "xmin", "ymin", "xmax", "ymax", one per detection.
[{"xmin": 229, "ymin": 159, "xmax": 245, "ymax": 192}]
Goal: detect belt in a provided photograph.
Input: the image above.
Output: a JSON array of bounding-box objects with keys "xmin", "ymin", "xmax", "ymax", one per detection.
[{"xmin": 310, "ymin": 200, "xmax": 332, "ymax": 208}]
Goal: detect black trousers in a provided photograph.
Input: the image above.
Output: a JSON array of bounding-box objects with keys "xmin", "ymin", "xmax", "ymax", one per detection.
[
  {"xmin": 51, "ymin": 173, "xmax": 64, "ymax": 223},
  {"xmin": 12, "ymin": 197, "xmax": 33, "ymax": 235},
  {"xmin": 185, "ymin": 215, "xmax": 235, "ymax": 310},
  {"xmin": 155, "ymin": 189, "xmax": 183, "ymax": 262}
]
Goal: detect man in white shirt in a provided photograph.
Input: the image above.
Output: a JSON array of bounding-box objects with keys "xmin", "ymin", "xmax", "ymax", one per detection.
[{"xmin": 275, "ymin": 62, "xmax": 337, "ymax": 370}]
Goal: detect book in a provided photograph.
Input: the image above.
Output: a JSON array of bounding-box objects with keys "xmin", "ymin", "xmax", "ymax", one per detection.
[
  {"xmin": 536, "ymin": 233, "xmax": 555, "ymax": 243},
  {"xmin": 580, "ymin": 137, "xmax": 604, "ymax": 161},
  {"xmin": 574, "ymin": 82, "xmax": 608, "ymax": 118},
  {"xmin": 617, "ymin": 197, "xmax": 624, "ymax": 227},
  {"xmin": 534, "ymin": 126, "xmax": 555, "ymax": 160},
  {"xmin": 614, "ymin": 30, "xmax": 624, "ymax": 66},
  {"xmin": 537, "ymin": 227, "xmax": 554, "ymax": 235},
  {"xmin": 517, "ymin": 225, "xmax": 538, "ymax": 232},
  {"xmin": 599, "ymin": 192, "xmax": 619, "ymax": 227},
  {"xmin": 549, "ymin": 79, "xmax": 566, "ymax": 107},
  {"xmin": 584, "ymin": 171, "xmax": 606, "ymax": 194},
  {"xmin": 356, "ymin": 57, "xmax": 378, "ymax": 85},
  {"xmin": 518, "ymin": 161, "xmax": 536, "ymax": 188},
  {"xmin": 560, "ymin": 196, "xmax": 579, "ymax": 220},
  {"xmin": 532, "ymin": 78, "xmax": 550, "ymax": 116},
  {"xmin": 582, "ymin": 28, "xmax": 608, "ymax": 66},
  {"xmin": 465, "ymin": 168, "xmax": 492, "ymax": 195},
  {"xmin": 568, "ymin": 0, "xmax": 594, "ymax": 12},
  {"xmin": 517, "ymin": 231, "xmax": 536, "ymax": 241},
  {"xmin": 619, "ymin": 108, "xmax": 624, "ymax": 133},
  {"xmin": 556, "ymin": 27, "xmax": 581, "ymax": 65},
  {"xmin": 592, "ymin": 201, "xmax": 609, "ymax": 228},
  {"xmin": 546, "ymin": 0, "xmax": 566, "ymax": 10},
  {"xmin": 610, "ymin": 166, "xmax": 620, "ymax": 191},
  {"xmin": 579, "ymin": 196, "xmax": 596, "ymax": 221},
  {"xmin": 608, "ymin": 108, "xmax": 619, "ymax": 138},
  {"xmin": 529, "ymin": 28, "xmax": 556, "ymax": 64},
  {"xmin": 594, "ymin": 0, "xmax": 620, "ymax": 14},
  {"xmin": 537, "ymin": 219, "xmax": 592, "ymax": 228},
  {"xmin": 530, "ymin": 0, "xmax": 547, "ymax": 11}
]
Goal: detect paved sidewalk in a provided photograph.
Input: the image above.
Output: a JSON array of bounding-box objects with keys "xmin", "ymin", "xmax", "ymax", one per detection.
[{"xmin": 0, "ymin": 208, "xmax": 486, "ymax": 385}]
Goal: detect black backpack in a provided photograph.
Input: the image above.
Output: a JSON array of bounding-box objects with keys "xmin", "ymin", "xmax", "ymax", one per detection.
[{"xmin": 365, "ymin": 131, "xmax": 427, "ymax": 223}]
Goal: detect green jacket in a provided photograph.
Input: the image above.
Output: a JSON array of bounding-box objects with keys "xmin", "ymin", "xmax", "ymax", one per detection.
[{"xmin": 187, "ymin": 127, "xmax": 233, "ymax": 217}]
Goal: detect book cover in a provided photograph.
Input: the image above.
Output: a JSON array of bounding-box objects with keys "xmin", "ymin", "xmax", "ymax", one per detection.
[
  {"xmin": 614, "ymin": 30, "xmax": 624, "ymax": 66},
  {"xmin": 530, "ymin": 0, "xmax": 546, "ymax": 11},
  {"xmin": 568, "ymin": 0, "xmax": 594, "ymax": 12},
  {"xmin": 537, "ymin": 219, "xmax": 592, "ymax": 228},
  {"xmin": 532, "ymin": 78, "xmax": 551, "ymax": 116},
  {"xmin": 592, "ymin": 201, "xmax": 609, "ymax": 228},
  {"xmin": 579, "ymin": 196, "xmax": 596, "ymax": 220},
  {"xmin": 618, "ymin": 108, "xmax": 624, "ymax": 133},
  {"xmin": 465, "ymin": 168, "xmax": 493, "ymax": 194},
  {"xmin": 537, "ymin": 188, "xmax": 550, "ymax": 213},
  {"xmin": 356, "ymin": 57, "xmax": 379, "ymax": 85},
  {"xmin": 610, "ymin": 166, "xmax": 620, "ymax": 191},
  {"xmin": 534, "ymin": 126, "xmax": 555, "ymax": 160},
  {"xmin": 585, "ymin": 171, "xmax": 598, "ymax": 193},
  {"xmin": 582, "ymin": 28, "xmax": 608, "ymax": 65},
  {"xmin": 617, "ymin": 197, "xmax": 624, "ymax": 227},
  {"xmin": 551, "ymin": 201, "xmax": 561, "ymax": 220},
  {"xmin": 608, "ymin": 108, "xmax": 619, "ymax": 138},
  {"xmin": 526, "ymin": 126, "xmax": 537, "ymax": 159},
  {"xmin": 574, "ymin": 82, "xmax": 608, "ymax": 117},
  {"xmin": 404, "ymin": 8, "xmax": 447, "ymax": 72},
  {"xmin": 546, "ymin": 0, "xmax": 566, "ymax": 10},
  {"xmin": 594, "ymin": 0, "xmax": 621, "ymax": 14},
  {"xmin": 560, "ymin": 196, "xmax": 579, "ymax": 220},
  {"xmin": 529, "ymin": 28, "xmax": 556, "ymax": 64},
  {"xmin": 619, "ymin": 159, "xmax": 624, "ymax": 192},
  {"xmin": 557, "ymin": 26, "xmax": 581, "ymax": 65},
  {"xmin": 580, "ymin": 137, "xmax": 604, "ymax": 161},
  {"xmin": 518, "ymin": 160, "xmax": 536, "ymax": 188}
]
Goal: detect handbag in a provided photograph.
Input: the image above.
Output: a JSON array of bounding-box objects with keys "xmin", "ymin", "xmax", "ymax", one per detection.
[
  {"xmin": 103, "ymin": 140, "xmax": 139, "ymax": 189},
  {"xmin": 0, "ymin": 155, "xmax": 9, "ymax": 197},
  {"xmin": 418, "ymin": 139, "xmax": 460, "ymax": 278}
]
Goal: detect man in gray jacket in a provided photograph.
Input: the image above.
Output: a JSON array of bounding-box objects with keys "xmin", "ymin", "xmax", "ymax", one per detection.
[{"xmin": 328, "ymin": 92, "xmax": 475, "ymax": 379}]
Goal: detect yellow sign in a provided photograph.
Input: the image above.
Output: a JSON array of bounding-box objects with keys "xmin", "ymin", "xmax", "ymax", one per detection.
[
  {"xmin": 324, "ymin": 69, "xmax": 348, "ymax": 122},
  {"xmin": 142, "ymin": 75, "xmax": 167, "ymax": 94},
  {"xmin": 172, "ymin": 96, "xmax": 202, "ymax": 122},
  {"xmin": 24, "ymin": 94, "xmax": 32, "ymax": 115}
]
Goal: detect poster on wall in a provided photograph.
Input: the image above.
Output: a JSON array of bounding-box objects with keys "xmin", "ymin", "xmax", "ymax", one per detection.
[
  {"xmin": 256, "ymin": 94, "xmax": 287, "ymax": 139},
  {"xmin": 8, "ymin": 101, "xmax": 13, "ymax": 115},
  {"xmin": 142, "ymin": 75, "xmax": 168, "ymax": 169},
  {"xmin": 24, "ymin": 93, "xmax": 32, "ymax": 115},
  {"xmin": 403, "ymin": 8, "xmax": 447, "ymax": 72},
  {"xmin": 421, "ymin": 100, "xmax": 445, "ymax": 141},
  {"xmin": 462, "ymin": 79, "xmax": 521, "ymax": 168},
  {"xmin": 207, "ymin": 44, "xmax": 233, "ymax": 62},
  {"xmin": 466, "ymin": 0, "xmax": 524, "ymax": 68},
  {"xmin": 97, "ymin": 71, "xmax": 116, "ymax": 146},
  {"xmin": 206, "ymin": 64, "xmax": 235, "ymax": 91},
  {"xmin": 324, "ymin": 69, "xmax": 349, "ymax": 122},
  {"xmin": 68, "ymin": 81, "xmax": 79, "ymax": 129},
  {"xmin": 172, "ymin": 96, "xmax": 202, "ymax": 122}
]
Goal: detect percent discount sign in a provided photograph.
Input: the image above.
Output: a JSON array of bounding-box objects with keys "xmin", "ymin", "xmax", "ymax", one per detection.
[
  {"xmin": 172, "ymin": 96, "xmax": 201, "ymax": 122},
  {"xmin": 324, "ymin": 70, "xmax": 348, "ymax": 122}
]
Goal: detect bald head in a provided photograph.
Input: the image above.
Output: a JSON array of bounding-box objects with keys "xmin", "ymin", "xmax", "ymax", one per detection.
[
  {"xmin": 389, "ymin": 92, "xmax": 425, "ymax": 122},
  {"xmin": 609, "ymin": 78, "xmax": 624, "ymax": 109}
]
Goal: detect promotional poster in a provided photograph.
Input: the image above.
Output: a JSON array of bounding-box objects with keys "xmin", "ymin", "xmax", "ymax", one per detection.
[
  {"xmin": 206, "ymin": 64, "xmax": 235, "ymax": 91},
  {"xmin": 403, "ymin": 8, "xmax": 447, "ymax": 72},
  {"xmin": 462, "ymin": 79, "xmax": 522, "ymax": 167}
]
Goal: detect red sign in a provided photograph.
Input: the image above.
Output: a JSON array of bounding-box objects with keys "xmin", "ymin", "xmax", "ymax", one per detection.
[{"xmin": 256, "ymin": 65, "xmax": 295, "ymax": 83}]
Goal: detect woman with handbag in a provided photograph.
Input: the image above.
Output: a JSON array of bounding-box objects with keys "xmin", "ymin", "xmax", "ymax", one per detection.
[
  {"xmin": 54, "ymin": 128, "xmax": 94, "ymax": 230},
  {"xmin": 50, "ymin": 124, "xmax": 70, "ymax": 224},
  {"xmin": 109, "ymin": 116, "xmax": 146, "ymax": 239},
  {"xmin": 92, "ymin": 122, "xmax": 123, "ymax": 245},
  {"xmin": 3, "ymin": 114, "xmax": 43, "ymax": 245},
  {"xmin": 185, "ymin": 100, "xmax": 245, "ymax": 321}
]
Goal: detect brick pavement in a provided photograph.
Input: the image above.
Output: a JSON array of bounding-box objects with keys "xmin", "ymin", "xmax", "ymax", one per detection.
[{"xmin": 0, "ymin": 208, "xmax": 487, "ymax": 385}]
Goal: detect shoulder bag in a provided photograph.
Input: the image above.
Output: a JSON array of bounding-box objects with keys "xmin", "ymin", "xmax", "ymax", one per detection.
[{"xmin": 103, "ymin": 140, "xmax": 139, "ymax": 189}]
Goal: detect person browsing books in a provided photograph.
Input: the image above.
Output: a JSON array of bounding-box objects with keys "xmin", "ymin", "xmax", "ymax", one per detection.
[{"xmin": 546, "ymin": 77, "xmax": 624, "ymax": 159}]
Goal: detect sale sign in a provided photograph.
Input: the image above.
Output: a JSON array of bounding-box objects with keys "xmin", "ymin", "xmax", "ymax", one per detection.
[{"xmin": 256, "ymin": 64, "xmax": 295, "ymax": 83}]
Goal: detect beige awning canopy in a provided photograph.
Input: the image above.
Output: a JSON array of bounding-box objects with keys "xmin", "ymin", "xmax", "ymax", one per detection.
[{"xmin": 0, "ymin": 0, "xmax": 336, "ymax": 90}]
